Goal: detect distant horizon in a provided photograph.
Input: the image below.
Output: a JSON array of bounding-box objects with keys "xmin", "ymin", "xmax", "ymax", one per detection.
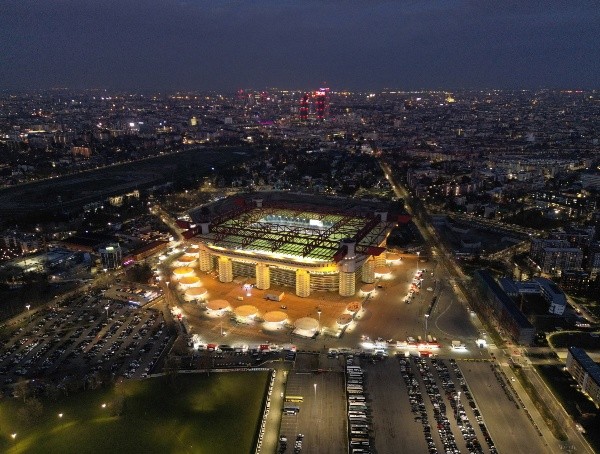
[
  {"xmin": 1, "ymin": 85, "xmax": 598, "ymax": 94},
  {"xmin": 1, "ymin": 1, "xmax": 598, "ymax": 91}
]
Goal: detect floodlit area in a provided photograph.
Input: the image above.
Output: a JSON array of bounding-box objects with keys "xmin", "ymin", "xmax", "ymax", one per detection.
[
  {"xmin": 103, "ymin": 283, "xmax": 163, "ymax": 307},
  {"xmin": 170, "ymin": 248, "xmax": 480, "ymax": 360},
  {"xmin": 198, "ymin": 206, "xmax": 392, "ymax": 262},
  {"xmin": 0, "ymin": 373, "xmax": 269, "ymax": 454}
]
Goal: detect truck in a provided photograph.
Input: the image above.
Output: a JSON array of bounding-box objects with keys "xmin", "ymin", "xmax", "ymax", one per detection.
[{"xmin": 265, "ymin": 292, "xmax": 285, "ymax": 302}]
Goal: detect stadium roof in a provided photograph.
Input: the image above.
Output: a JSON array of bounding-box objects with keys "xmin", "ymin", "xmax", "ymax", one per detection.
[{"xmin": 197, "ymin": 206, "xmax": 392, "ymax": 262}]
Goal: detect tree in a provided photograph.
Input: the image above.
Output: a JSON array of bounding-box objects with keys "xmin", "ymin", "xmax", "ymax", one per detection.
[
  {"xmin": 44, "ymin": 384, "xmax": 61, "ymax": 402},
  {"xmin": 17, "ymin": 397, "xmax": 44, "ymax": 426},
  {"xmin": 14, "ymin": 379, "xmax": 31, "ymax": 403},
  {"xmin": 126, "ymin": 263, "xmax": 153, "ymax": 284},
  {"xmin": 164, "ymin": 354, "xmax": 181, "ymax": 387},
  {"xmin": 111, "ymin": 394, "xmax": 125, "ymax": 417}
]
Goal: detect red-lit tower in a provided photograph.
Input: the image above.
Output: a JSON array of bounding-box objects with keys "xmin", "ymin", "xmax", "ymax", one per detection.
[
  {"xmin": 314, "ymin": 87, "xmax": 330, "ymax": 121},
  {"xmin": 299, "ymin": 93, "xmax": 310, "ymax": 122}
]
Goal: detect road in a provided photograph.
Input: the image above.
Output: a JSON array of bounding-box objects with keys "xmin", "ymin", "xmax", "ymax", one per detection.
[
  {"xmin": 379, "ymin": 158, "xmax": 593, "ymax": 454},
  {"xmin": 151, "ymin": 204, "xmax": 185, "ymax": 242}
]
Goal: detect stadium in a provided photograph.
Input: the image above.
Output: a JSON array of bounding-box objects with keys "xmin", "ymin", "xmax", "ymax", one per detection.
[{"xmin": 187, "ymin": 193, "xmax": 401, "ymax": 297}]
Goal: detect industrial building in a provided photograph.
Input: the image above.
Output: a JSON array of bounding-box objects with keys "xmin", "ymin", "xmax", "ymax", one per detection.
[{"xmin": 189, "ymin": 194, "xmax": 397, "ymax": 297}]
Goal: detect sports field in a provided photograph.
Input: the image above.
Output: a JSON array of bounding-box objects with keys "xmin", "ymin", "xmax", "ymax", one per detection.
[{"xmin": 0, "ymin": 372, "xmax": 268, "ymax": 454}]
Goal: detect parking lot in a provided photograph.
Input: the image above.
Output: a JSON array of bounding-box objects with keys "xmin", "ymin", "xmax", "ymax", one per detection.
[
  {"xmin": 359, "ymin": 355, "xmax": 430, "ymax": 454},
  {"xmin": 0, "ymin": 292, "xmax": 173, "ymax": 386},
  {"xmin": 278, "ymin": 353, "xmax": 347, "ymax": 454},
  {"xmin": 461, "ymin": 361, "xmax": 549, "ymax": 454},
  {"xmin": 361, "ymin": 354, "xmax": 500, "ymax": 454}
]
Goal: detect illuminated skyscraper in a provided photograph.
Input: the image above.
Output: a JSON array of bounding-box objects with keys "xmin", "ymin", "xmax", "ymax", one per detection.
[
  {"xmin": 314, "ymin": 87, "xmax": 330, "ymax": 121},
  {"xmin": 299, "ymin": 93, "xmax": 310, "ymax": 122}
]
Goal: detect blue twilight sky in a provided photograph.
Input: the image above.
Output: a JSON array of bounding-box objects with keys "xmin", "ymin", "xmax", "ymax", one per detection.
[{"xmin": 0, "ymin": 0, "xmax": 599, "ymax": 91}]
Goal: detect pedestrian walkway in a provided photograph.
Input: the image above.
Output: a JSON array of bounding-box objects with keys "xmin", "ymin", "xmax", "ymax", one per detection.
[
  {"xmin": 258, "ymin": 364, "xmax": 289, "ymax": 454},
  {"xmin": 491, "ymin": 348, "xmax": 562, "ymax": 454}
]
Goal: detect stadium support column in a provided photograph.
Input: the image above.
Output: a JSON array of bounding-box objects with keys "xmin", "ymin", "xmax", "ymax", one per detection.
[
  {"xmin": 217, "ymin": 256, "xmax": 233, "ymax": 283},
  {"xmin": 339, "ymin": 238, "xmax": 357, "ymax": 296},
  {"xmin": 374, "ymin": 253, "xmax": 386, "ymax": 268},
  {"xmin": 362, "ymin": 257, "xmax": 375, "ymax": 284},
  {"xmin": 198, "ymin": 244, "xmax": 213, "ymax": 272},
  {"xmin": 256, "ymin": 263, "xmax": 270, "ymax": 290},
  {"xmin": 296, "ymin": 269, "xmax": 310, "ymax": 297},
  {"xmin": 339, "ymin": 271, "xmax": 356, "ymax": 296}
]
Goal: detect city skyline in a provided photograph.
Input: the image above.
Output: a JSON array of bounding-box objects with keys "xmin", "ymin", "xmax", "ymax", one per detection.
[
  {"xmin": 1, "ymin": 2, "xmax": 600, "ymax": 452},
  {"xmin": 1, "ymin": 1, "xmax": 599, "ymax": 91}
]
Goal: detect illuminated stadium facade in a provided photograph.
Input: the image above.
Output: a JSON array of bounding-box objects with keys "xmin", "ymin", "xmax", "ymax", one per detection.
[{"xmin": 190, "ymin": 194, "xmax": 399, "ymax": 297}]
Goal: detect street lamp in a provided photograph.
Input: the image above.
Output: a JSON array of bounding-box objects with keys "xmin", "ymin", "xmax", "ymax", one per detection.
[
  {"xmin": 424, "ymin": 314, "xmax": 429, "ymax": 341},
  {"xmin": 313, "ymin": 383, "xmax": 317, "ymax": 397},
  {"xmin": 104, "ymin": 305, "xmax": 110, "ymax": 319},
  {"xmin": 416, "ymin": 251, "xmax": 420, "ymax": 274},
  {"xmin": 317, "ymin": 308, "xmax": 322, "ymax": 332},
  {"xmin": 25, "ymin": 304, "xmax": 31, "ymax": 323},
  {"xmin": 58, "ymin": 413, "xmax": 63, "ymax": 418}
]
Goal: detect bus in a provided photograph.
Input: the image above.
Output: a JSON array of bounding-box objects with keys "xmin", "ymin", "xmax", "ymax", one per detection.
[{"xmin": 285, "ymin": 395, "xmax": 304, "ymax": 403}]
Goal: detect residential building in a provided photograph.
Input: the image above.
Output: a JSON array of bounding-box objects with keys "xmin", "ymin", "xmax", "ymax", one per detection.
[{"xmin": 566, "ymin": 347, "xmax": 600, "ymax": 408}]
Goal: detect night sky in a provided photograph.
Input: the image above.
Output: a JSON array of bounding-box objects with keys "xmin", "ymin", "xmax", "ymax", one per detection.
[{"xmin": 1, "ymin": 0, "xmax": 599, "ymax": 91}]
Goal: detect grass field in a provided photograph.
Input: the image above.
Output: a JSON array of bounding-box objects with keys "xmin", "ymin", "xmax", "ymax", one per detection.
[
  {"xmin": 548, "ymin": 332, "xmax": 600, "ymax": 350},
  {"xmin": 0, "ymin": 372, "xmax": 268, "ymax": 454},
  {"xmin": 0, "ymin": 146, "xmax": 253, "ymax": 225}
]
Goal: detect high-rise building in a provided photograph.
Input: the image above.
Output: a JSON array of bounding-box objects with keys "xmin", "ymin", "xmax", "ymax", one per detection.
[
  {"xmin": 299, "ymin": 93, "xmax": 309, "ymax": 122},
  {"xmin": 99, "ymin": 243, "xmax": 122, "ymax": 270},
  {"xmin": 314, "ymin": 87, "xmax": 330, "ymax": 121},
  {"xmin": 530, "ymin": 238, "xmax": 583, "ymax": 275}
]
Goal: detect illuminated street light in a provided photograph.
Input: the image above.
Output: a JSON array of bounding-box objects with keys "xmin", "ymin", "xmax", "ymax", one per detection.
[
  {"xmin": 11, "ymin": 433, "xmax": 17, "ymax": 439},
  {"xmin": 58, "ymin": 413, "xmax": 63, "ymax": 418},
  {"xmin": 25, "ymin": 304, "xmax": 31, "ymax": 323},
  {"xmin": 101, "ymin": 403, "xmax": 107, "ymax": 409},
  {"xmin": 424, "ymin": 314, "xmax": 429, "ymax": 340},
  {"xmin": 104, "ymin": 305, "xmax": 110, "ymax": 319},
  {"xmin": 317, "ymin": 308, "xmax": 322, "ymax": 332}
]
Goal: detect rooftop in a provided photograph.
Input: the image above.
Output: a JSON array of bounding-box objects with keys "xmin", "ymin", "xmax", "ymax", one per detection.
[
  {"xmin": 196, "ymin": 204, "xmax": 392, "ymax": 262},
  {"xmin": 476, "ymin": 270, "xmax": 534, "ymax": 330}
]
